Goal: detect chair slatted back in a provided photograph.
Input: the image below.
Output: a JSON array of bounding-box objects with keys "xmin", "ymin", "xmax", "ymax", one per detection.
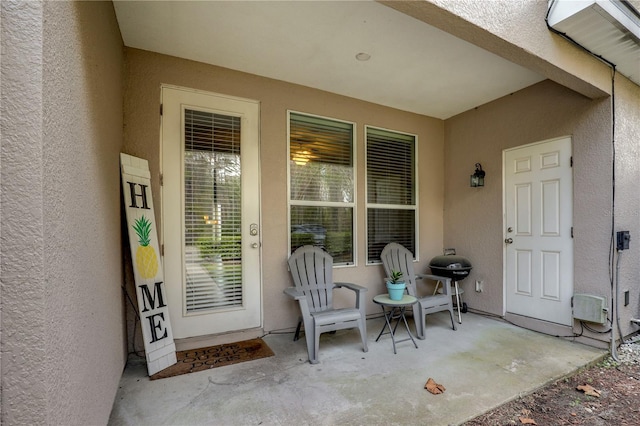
[
  {"xmin": 288, "ymin": 246, "xmax": 335, "ymax": 313},
  {"xmin": 380, "ymin": 243, "xmax": 418, "ymax": 297}
]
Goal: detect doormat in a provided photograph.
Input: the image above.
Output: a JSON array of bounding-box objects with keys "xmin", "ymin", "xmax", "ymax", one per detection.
[{"xmin": 150, "ymin": 338, "xmax": 274, "ymax": 380}]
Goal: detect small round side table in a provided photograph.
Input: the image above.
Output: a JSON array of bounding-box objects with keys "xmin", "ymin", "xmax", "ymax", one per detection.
[{"xmin": 373, "ymin": 293, "xmax": 418, "ymax": 354}]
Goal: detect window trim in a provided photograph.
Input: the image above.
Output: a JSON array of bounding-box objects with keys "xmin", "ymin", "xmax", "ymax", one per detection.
[
  {"xmin": 364, "ymin": 124, "xmax": 419, "ymax": 265},
  {"xmin": 287, "ymin": 110, "xmax": 358, "ymax": 267}
]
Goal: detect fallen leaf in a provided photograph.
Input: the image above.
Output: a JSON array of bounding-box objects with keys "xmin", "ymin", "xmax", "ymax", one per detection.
[
  {"xmin": 518, "ymin": 417, "xmax": 537, "ymax": 425},
  {"xmin": 577, "ymin": 384, "xmax": 601, "ymax": 397},
  {"xmin": 424, "ymin": 377, "xmax": 446, "ymax": 394}
]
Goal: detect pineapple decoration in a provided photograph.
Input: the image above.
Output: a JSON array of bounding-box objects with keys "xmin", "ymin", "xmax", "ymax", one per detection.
[{"xmin": 133, "ymin": 215, "xmax": 158, "ymax": 279}]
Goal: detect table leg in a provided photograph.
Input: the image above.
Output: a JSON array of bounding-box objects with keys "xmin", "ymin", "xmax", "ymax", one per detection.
[
  {"xmin": 400, "ymin": 310, "xmax": 418, "ymax": 349},
  {"xmin": 375, "ymin": 305, "xmax": 418, "ymax": 353},
  {"xmin": 375, "ymin": 305, "xmax": 397, "ymax": 353}
]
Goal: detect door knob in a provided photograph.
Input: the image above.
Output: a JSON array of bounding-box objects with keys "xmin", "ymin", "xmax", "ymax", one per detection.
[
  {"xmin": 251, "ymin": 242, "xmax": 259, "ymax": 248},
  {"xmin": 504, "ymin": 238, "xmax": 513, "ymax": 244}
]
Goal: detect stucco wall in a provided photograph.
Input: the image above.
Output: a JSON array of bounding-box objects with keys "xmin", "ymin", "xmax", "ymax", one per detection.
[
  {"xmin": 443, "ymin": 78, "xmax": 640, "ymax": 344},
  {"xmin": 419, "ymin": 0, "xmax": 640, "ymax": 343},
  {"xmin": 1, "ymin": 1, "xmax": 47, "ymax": 423},
  {"xmin": 1, "ymin": 1, "xmax": 125, "ymax": 424},
  {"xmin": 610, "ymin": 75, "xmax": 640, "ymax": 336},
  {"xmin": 123, "ymin": 48, "xmax": 445, "ymax": 339}
]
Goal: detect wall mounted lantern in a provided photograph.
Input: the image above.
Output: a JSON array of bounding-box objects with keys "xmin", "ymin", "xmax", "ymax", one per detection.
[{"xmin": 470, "ymin": 163, "xmax": 485, "ymax": 187}]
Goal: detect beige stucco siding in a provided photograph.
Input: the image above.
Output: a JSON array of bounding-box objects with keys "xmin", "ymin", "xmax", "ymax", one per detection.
[
  {"xmin": 1, "ymin": 1, "xmax": 47, "ymax": 423},
  {"xmin": 445, "ymin": 75, "xmax": 640, "ymax": 345},
  {"xmin": 123, "ymin": 48, "xmax": 445, "ymax": 335},
  {"xmin": 445, "ymin": 80, "xmax": 611, "ymax": 320},
  {"xmin": 1, "ymin": 1, "xmax": 125, "ymax": 424},
  {"xmin": 609, "ymin": 76, "xmax": 640, "ymax": 331},
  {"xmin": 42, "ymin": 2, "xmax": 126, "ymax": 423}
]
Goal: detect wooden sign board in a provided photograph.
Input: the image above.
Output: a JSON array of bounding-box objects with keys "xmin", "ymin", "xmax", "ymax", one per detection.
[{"xmin": 120, "ymin": 153, "xmax": 177, "ymax": 376}]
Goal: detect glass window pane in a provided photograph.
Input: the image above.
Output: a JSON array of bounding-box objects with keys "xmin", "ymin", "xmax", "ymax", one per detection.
[
  {"xmin": 367, "ymin": 208, "xmax": 415, "ymax": 263},
  {"xmin": 291, "ymin": 206, "xmax": 353, "ymax": 265},
  {"xmin": 290, "ymin": 113, "xmax": 354, "ymax": 203},
  {"xmin": 184, "ymin": 109, "xmax": 243, "ymax": 312},
  {"xmin": 290, "ymin": 161, "xmax": 354, "ymax": 203},
  {"xmin": 367, "ymin": 128, "xmax": 415, "ymax": 206}
]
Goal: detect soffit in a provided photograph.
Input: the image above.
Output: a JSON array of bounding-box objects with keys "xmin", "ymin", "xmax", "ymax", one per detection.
[{"xmin": 113, "ymin": 1, "xmax": 545, "ymax": 119}]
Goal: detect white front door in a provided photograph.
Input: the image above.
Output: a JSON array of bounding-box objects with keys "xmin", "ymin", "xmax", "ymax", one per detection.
[
  {"xmin": 161, "ymin": 86, "xmax": 261, "ymax": 339},
  {"xmin": 504, "ymin": 137, "xmax": 573, "ymax": 326}
]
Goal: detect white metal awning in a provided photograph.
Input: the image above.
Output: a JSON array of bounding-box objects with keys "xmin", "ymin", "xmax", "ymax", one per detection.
[{"xmin": 547, "ymin": 0, "xmax": 640, "ymax": 85}]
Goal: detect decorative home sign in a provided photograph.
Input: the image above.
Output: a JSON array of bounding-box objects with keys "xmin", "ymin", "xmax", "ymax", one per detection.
[{"xmin": 120, "ymin": 153, "xmax": 177, "ymax": 376}]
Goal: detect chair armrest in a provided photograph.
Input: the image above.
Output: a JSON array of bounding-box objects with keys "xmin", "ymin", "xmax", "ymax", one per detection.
[
  {"xmin": 335, "ymin": 282, "xmax": 367, "ymax": 311},
  {"xmin": 283, "ymin": 287, "xmax": 306, "ymax": 300},
  {"xmin": 334, "ymin": 282, "xmax": 368, "ymax": 293},
  {"xmin": 417, "ymin": 273, "xmax": 451, "ymax": 284},
  {"xmin": 416, "ymin": 274, "xmax": 453, "ymax": 296}
]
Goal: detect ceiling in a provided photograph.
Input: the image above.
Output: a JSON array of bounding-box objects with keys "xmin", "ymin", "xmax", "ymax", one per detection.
[{"xmin": 113, "ymin": 1, "xmax": 546, "ymax": 120}]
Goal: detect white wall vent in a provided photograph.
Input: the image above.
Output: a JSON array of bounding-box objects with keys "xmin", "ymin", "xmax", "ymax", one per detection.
[{"xmin": 573, "ymin": 294, "xmax": 608, "ymax": 324}]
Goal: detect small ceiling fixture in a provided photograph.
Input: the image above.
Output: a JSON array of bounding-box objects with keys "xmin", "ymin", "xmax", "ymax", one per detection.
[
  {"xmin": 470, "ymin": 163, "xmax": 485, "ymax": 187},
  {"xmin": 292, "ymin": 150, "xmax": 311, "ymax": 166},
  {"xmin": 355, "ymin": 52, "xmax": 371, "ymax": 61}
]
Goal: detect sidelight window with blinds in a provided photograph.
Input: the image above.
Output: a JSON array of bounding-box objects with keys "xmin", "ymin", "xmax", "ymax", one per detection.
[
  {"xmin": 183, "ymin": 108, "xmax": 243, "ymax": 312},
  {"xmin": 366, "ymin": 126, "xmax": 417, "ymax": 263},
  {"xmin": 288, "ymin": 111, "xmax": 355, "ymax": 265}
]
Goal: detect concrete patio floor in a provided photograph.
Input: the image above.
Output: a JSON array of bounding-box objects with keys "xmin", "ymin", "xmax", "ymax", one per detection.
[{"xmin": 109, "ymin": 312, "xmax": 604, "ymax": 426}]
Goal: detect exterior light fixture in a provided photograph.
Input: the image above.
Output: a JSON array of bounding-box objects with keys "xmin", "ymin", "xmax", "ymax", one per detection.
[{"xmin": 470, "ymin": 163, "xmax": 485, "ymax": 187}]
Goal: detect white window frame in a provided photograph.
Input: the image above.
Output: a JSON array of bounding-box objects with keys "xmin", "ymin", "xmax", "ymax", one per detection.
[
  {"xmin": 364, "ymin": 125, "xmax": 419, "ymax": 265},
  {"xmin": 287, "ymin": 110, "xmax": 357, "ymax": 266}
]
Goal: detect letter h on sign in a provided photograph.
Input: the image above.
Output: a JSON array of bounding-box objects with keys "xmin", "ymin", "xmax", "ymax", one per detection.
[{"xmin": 127, "ymin": 181, "xmax": 151, "ymax": 210}]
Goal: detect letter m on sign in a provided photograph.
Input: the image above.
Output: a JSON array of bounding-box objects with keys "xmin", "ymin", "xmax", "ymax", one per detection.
[{"xmin": 120, "ymin": 153, "xmax": 177, "ymax": 376}]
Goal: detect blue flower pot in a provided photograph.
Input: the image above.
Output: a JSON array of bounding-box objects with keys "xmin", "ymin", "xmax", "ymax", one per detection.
[{"xmin": 386, "ymin": 281, "xmax": 406, "ymax": 301}]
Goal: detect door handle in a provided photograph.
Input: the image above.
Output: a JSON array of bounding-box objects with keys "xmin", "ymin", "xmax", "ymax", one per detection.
[
  {"xmin": 251, "ymin": 242, "xmax": 259, "ymax": 248},
  {"xmin": 504, "ymin": 238, "xmax": 513, "ymax": 244}
]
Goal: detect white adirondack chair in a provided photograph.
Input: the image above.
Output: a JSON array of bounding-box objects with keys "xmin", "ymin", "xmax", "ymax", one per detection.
[
  {"xmin": 380, "ymin": 243, "xmax": 457, "ymax": 339},
  {"xmin": 284, "ymin": 245, "xmax": 368, "ymax": 364}
]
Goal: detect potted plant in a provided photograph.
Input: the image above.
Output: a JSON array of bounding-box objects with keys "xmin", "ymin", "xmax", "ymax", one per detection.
[{"xmin": 386, "ymin": 270, "xmax": 406, "ymax": 301}]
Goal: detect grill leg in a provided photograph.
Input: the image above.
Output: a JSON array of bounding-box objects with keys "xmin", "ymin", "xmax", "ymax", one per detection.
[{"xmin": 454, "ymin": 281, "xmax": 462, "ymax": 324}]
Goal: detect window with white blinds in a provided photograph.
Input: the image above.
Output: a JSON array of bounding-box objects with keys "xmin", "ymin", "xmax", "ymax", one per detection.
[
  {"xmin": 289, "ymin": 112, "xmax": 355, "ymax": 265},
  {"xmin": 184, "ymin": 108, "xmax": 243, "ymax": 312},
  {"xmin": 366, "ymin": 126, "xmax": 417, "ymax": 263}
]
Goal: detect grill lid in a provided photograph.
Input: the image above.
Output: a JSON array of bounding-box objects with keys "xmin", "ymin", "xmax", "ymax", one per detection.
[{"xmin": 429, "ymin": 255, "xmax": 472, "ymax": 269}]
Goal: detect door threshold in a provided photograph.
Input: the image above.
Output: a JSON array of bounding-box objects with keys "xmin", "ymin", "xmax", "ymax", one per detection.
[
  {"xmin": 175, "ymin": 327, "xmax": 264, "ymax": 351},
  {"xmin": 505, "ymin": 313, "xmax": 572, "ymax": 338}
]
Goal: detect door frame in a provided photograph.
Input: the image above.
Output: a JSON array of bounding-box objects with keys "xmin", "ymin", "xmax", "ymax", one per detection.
[
  {"xmin": 159, "ymin": 84, "xmax": 263, "ymax": 340},
  {"xmin": 502, "ymin": 136, "xmax": 574, "ymax": 323}
]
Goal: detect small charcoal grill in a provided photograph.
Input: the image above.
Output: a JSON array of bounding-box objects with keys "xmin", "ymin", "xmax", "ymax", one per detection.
[
  {"xmin": 429, "ymin": 251, "xmax": 472, "ymax": 320},
  {"xmin": 429, "ymin": 254, "xmax": 472, "ymax": 281}
]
